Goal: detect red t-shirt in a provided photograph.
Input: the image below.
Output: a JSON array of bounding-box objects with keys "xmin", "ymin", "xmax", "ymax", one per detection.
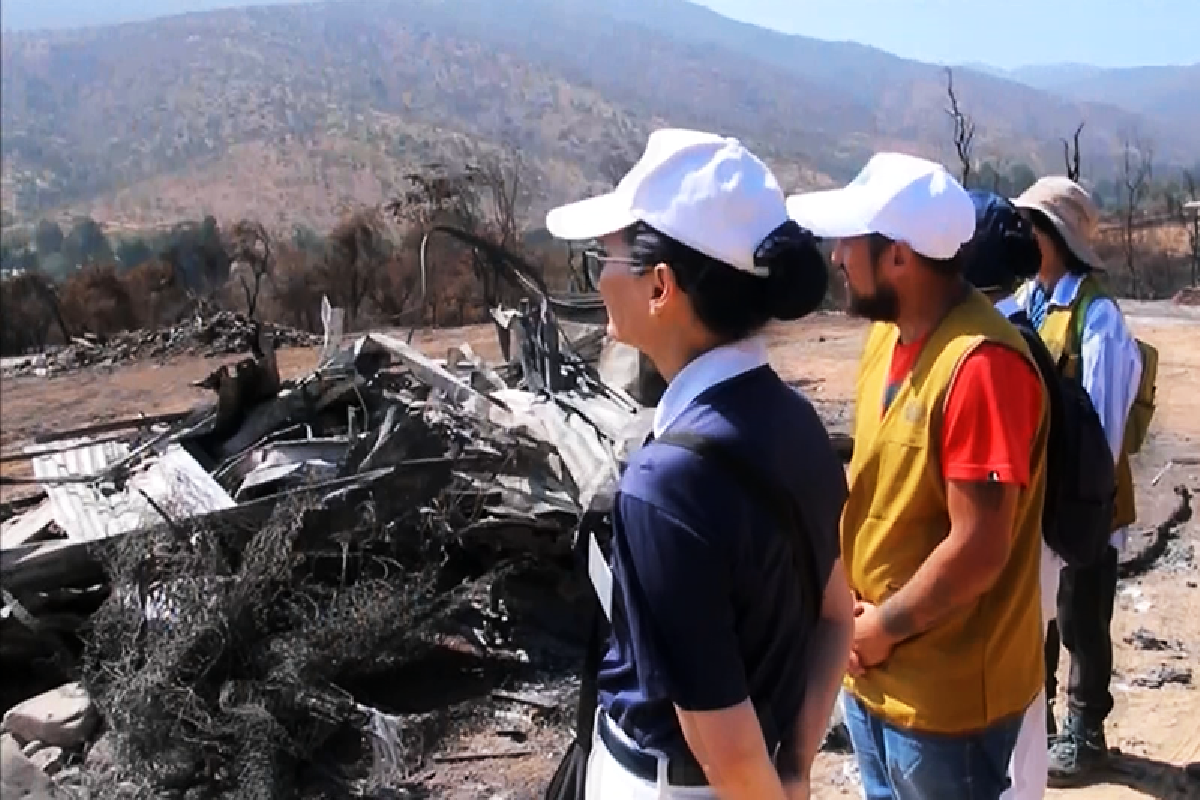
[{"xmin": 884, "ymin": 339, "xmax": 1043, "ymax": 487}]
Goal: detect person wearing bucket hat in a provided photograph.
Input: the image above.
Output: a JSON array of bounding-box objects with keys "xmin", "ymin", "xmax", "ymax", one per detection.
[
  {"xmin": 545, "ymin": 128, "xmax": 853, "ymax": 800},
  {"xmin": 1011, "ymin": 177, "xmax": 1144, "ymax": 787},
  {"xmin": 788, "ymin": 154, "xmax": 1050, "ymax": 800}
]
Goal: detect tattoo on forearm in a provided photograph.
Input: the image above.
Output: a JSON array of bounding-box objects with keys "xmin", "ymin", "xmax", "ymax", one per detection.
[
  {"xmin": 879, "ymin": 600, "xmax": 918, "ymax": 641},
  {"xmin": 879, "ymin": 569, "xmax": 958, "ymax": 642},
  {"xmin": 878, "ymin": 480, "xmax": 1015, "ymax": 644}
]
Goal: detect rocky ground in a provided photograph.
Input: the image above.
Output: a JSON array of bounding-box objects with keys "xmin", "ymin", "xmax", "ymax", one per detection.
[{"xmin": 1, "ymin": 306, "xmax": 1197, "ymax": 798}]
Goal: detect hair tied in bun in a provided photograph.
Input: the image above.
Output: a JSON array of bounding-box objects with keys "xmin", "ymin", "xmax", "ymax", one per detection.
[{"xmin": 754, "ymin": 220, "xmax": 829, "ymax": 321}]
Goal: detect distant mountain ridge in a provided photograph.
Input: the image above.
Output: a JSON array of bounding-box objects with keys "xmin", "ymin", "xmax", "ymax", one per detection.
[
  {"xmin": 0, "ymin": 0, "xmax": 296, "ymax": 32},
  {"xmin": 1, "ymin": 0, "xmax": 1196, "ymax": 230},
  {"xmin": 998, "ymin": 62, "xmax": 1200, "ymax": 135}
]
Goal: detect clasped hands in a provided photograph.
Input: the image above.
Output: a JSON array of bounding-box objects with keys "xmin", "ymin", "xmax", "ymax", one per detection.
[{"xmin": 847, "ymin": 599, "xmax": 901, "ymax": 677}]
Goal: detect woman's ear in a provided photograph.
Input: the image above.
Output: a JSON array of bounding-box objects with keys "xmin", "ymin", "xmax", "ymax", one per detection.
[{"xmin": 649, "ymin": 262, "xmax": 672, "ymax": 304}]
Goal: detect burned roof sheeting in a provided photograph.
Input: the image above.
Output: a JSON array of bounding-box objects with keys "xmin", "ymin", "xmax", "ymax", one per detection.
[{"xmin": 0, "ymin": 291, "xmax": 653, "ymax": 797}]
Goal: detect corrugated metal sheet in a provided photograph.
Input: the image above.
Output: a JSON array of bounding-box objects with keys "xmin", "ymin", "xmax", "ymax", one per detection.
[
  {"xmin": 26, "ymin": 438, "xmax": 235, "ymax": 543},
  {"xmin": 27, "ymin": 437, "xmax": 131, "ymax": 543}
]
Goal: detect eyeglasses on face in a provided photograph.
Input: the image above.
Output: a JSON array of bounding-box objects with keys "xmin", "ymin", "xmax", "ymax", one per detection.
[{"xmin": 581, "ymin": 248, "xmax": 650, "ymax": 284}]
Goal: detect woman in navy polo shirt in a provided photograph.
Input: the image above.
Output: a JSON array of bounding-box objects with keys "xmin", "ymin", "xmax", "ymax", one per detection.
[{"xmin": 544, "ymin": 129, "xmax": 853, "ymax": 800}]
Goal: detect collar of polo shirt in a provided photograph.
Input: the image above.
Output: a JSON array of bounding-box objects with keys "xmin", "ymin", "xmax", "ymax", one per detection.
[{"xmin": 652, "ymin": 336, "xmax": 769, "ymax": 438}]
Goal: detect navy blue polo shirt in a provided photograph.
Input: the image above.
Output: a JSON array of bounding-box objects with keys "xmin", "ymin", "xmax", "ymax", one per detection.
[{"xmin": 597, "ymin": 364, "xmax": 846, "ymax": 758}]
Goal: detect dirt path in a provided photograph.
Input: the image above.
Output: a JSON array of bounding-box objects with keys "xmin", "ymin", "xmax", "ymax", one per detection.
[{"xmin": 1, "ymin": 311, "xmax": 1197, "ymax": 798}]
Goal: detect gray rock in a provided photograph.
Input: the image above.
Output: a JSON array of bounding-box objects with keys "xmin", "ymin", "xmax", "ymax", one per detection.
[
  {"xmin": 52, "ymin": 766, "xmax": 84, "ymax": 788},
  {"xmin": 1, "ymin": 732, "xmax": 56, "ymax": 798},
  {"xmin": 29, "ymin": 745, "xmax": 65, "ymax": 776},
  {"xmin": 1, "ymin": 682, "xmax": 98, "ymax": 749}
]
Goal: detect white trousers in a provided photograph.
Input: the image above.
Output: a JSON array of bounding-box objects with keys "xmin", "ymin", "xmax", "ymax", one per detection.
[
  {"xmin": 1001, "ymin": 542, "xmax": 1063, "ymax": 800},
  {"xmin": 585, "ymin": 715, "xmax": 718, "ymax": 800},
  {"xmin": 1002, "ymin": 687, "xmax": 1049, "ymax": 800}
]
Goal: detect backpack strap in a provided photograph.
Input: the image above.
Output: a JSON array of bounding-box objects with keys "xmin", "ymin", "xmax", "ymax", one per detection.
[
  {"xmin": 653, "ymin": 430, "xmax": 820, "ymax": 627},
  {"xmin": 574, "ymin": 592, "xmax": 607, "ymax": 744},
  {"xmin": 654, "ymin": 430, "xmax": 820, "ymax": 752},
  {"xmin": 1068, "ymin": 277, "xmax": 1105, "ymax": 359}
]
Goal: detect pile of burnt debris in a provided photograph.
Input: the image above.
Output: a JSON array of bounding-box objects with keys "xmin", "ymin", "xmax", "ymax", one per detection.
[
  {"xmin": 0, "ymin": 288, "xmax": 688, "ymax": 798},
  {"xmin": 2, "ymin": 310, "xmax": 324, "ymax": 378}
]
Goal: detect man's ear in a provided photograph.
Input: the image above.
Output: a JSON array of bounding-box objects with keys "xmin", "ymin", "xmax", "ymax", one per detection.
[{"xmin": 888, "ymin": 241, "xmax": 917, "ymax": 278}]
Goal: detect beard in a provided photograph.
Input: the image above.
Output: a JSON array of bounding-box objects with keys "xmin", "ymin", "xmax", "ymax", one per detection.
[{"xmin": 847, "ymin": 282, "xmax": 900, "ymax": 322}]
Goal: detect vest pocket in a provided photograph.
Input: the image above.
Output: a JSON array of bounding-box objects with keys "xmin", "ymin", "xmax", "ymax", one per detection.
[{"xmin": 848, "ymin": 514, "xmax": 944, "ymax": 606}]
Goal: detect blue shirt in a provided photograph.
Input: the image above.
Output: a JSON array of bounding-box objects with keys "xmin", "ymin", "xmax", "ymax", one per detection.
[
  {"xmin": 1015, "ymin": 274, "xmax": 1142, "ymax": 549},
  {"xmin": 597, "ymin": 361, "xmax": 846, "ymax": 758}
]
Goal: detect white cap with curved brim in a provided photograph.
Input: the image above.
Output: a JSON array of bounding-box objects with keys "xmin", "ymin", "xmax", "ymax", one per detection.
[
  {"xmin": 785, "ymin": 152, "xmax": 976, "ymax": 261},
  {"xmin": 544, "ymin": 128, "xmax": 789, "ymax": 277}
]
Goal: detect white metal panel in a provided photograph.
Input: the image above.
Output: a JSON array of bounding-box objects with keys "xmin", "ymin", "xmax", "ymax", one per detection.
[{"xmin": 26, "ymin": 438, "xmax": 235, "ymax": 542}]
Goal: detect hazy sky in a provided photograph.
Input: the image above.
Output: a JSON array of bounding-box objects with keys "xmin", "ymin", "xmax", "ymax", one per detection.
[
  {"xmin": 693, "ymin": 0, "xmax": 1198, "ymax": 69},
  {"xmin": 3, "ymin": 0, "xmax": 1197, "ymax": 69}
]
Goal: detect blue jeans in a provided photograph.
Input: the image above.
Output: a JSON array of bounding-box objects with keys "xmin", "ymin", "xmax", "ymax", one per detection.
[{"xmin": 843, "ymin": 692, "xmax": 1023, "ymax": 800}]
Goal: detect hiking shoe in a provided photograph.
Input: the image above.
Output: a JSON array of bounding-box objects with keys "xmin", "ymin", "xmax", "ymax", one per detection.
[{"xmin": 1047, "ymin": 715, "xmax": 1108, "ymax": 787}]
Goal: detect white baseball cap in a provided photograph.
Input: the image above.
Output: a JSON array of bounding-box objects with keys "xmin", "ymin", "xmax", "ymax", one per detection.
[
  {"xmin": 545, "ymin": 128, "xmax": 789, "ymax": 277},
  {"xmin": 785, "ymin": 152, "xmax": 976, "ymax": 261}
]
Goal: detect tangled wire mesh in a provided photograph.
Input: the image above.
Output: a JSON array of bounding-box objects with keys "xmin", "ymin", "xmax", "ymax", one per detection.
[{"xmin": 74, "ymin": 483, "xmax": 475, "ymax": 799}]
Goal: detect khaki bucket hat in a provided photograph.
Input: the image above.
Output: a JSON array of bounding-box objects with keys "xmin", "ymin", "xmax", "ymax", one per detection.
[{"xmin": 1013, "ymin": 176, "xmax": 1106, "ymax": 272}]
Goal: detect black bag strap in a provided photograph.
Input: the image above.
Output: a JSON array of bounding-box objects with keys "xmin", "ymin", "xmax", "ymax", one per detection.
[
  {"xmin": 654, "ymin": 430, "xmax": 820, "ymax": 625},
  {"xmin": 574, "ymin": 583, "xmax": 607, "ymax": 745},
  {"xmin": 559, "ymin": 486, "xmax": 618, "ymax": 772}
]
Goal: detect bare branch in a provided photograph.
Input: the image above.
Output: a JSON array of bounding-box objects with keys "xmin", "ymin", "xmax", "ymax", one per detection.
[
  {"xmin": 944, "ymin": 67, "xmax": 976, "ymax": 185},
  {"xmin": 325, "ymin": 209, "xmax": 387, "ymax": 329},
  {"xmin": 384, "ymin": 165, "xmax": 485, "ymax": 327},
  {"xmin": 475, "ymin": 145, "xmax": 533, "ymax": 251},
  {"xmin": 229, "ymin": 220, "xmax": 272, "ymax": 320},
  {"xmin": 1062, "ymin": 122, "xmax": 1084, "ymax": 182},
  {"xmin": 1182, "ymin": 169, "xmax": 1199, "ymax": 286},
  {"xmin": 1119, "ymin": 135, "xmax": 1154, "ymax": 298}
]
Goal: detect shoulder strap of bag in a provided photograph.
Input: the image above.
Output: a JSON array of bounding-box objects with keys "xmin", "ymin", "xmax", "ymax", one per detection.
[
  {"xmin": 1070, "ymin": 277, "xmax": 1106, "ymax": 358},
  {"xmin": 653, "ymin": 430, "xmax": 820, "ymax": 625},
  {"xmin": 551, "ymin": 495, "xmax": 617, "ymax": 788},
  {"xmin": 577, "ymin": 427, "xmax": 822, "ymax": 641},
  {"xmin": 574, "ymin": 593, "xmax": 606, "ymax": 742}
]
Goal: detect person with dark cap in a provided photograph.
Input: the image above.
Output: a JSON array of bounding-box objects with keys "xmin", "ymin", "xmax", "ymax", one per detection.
[
  {"xmin": 1012, "ymin": 177, "xmax": 1143, "ymax": 786},
  {"xmin": 544, "ymin": 128, "xmax": 853, "ymax": 800},
  {"xmin": 960, "ymin": 190, "xmax": 1059, "ymax": 800}
]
